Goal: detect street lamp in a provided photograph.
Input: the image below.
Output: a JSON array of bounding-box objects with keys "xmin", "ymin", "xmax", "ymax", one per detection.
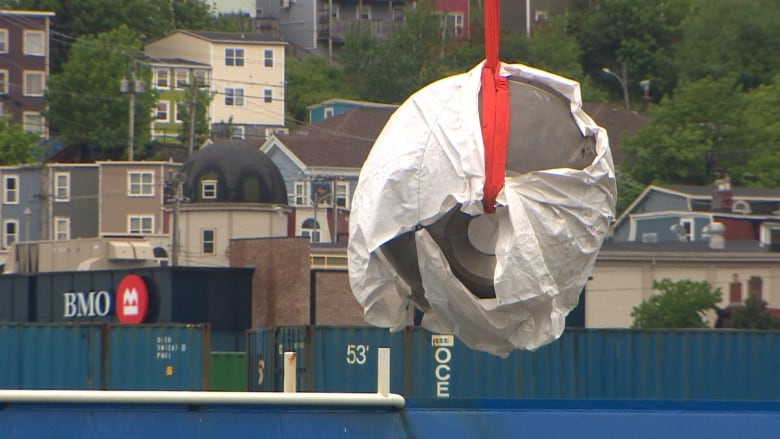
[
  {"xmin": 639, "ymin": 79, "xmax": 651, "ymax": 112},
  {"xmin": 602, "ymin": 67, "xmax": 630, "ymax": 110}
]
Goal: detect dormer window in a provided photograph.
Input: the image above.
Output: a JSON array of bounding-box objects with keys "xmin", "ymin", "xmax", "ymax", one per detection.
[{"xmin": 202, "ymin": 180, "xmax": 217, "ymax": 199}]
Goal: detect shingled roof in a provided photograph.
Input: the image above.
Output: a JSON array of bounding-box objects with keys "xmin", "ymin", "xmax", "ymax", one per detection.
[
  {"xmin": 274, "ymin": 107, "xmax": 397, "ymax": 168},
  {"xmin": 583, "ymin": 103, "xmax": 649, "ymax": 164}
]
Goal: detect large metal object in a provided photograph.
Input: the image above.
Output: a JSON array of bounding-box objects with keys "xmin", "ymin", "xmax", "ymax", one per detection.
[{"xmin": 380, "ymin": 78, "xmax": 597, "ymax": 301}]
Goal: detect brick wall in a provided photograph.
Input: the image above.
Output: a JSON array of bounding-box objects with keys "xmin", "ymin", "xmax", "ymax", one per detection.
[{"xmin": 313, "ymin": 271, "xmax": 368, "ymax": 325}]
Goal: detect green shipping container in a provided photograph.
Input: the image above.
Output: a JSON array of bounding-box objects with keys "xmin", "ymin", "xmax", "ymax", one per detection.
[{"xmin": 210, "ymin": 351, "xmax": 247, "ymax": 391}]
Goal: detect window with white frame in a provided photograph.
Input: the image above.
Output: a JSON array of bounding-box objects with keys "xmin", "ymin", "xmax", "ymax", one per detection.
[
  {"xmin": 264, "ymin": 49, "xmax": 274, "ymax": 67},
  {"xmin": 3, "ymin": 175, "xmax": 18, "ymax": 204},
  {"xmin": 24, "ymin": 71, "xmax": 45, "ymax": 96},
  {"xmin": 193, "ymin": 69, "xmax": 209, "ymax": 87},
  {"xmin": 225, "ymin": 48, "xmax": 245, "ymax": 66},
  {"xmin": 323, "ymin": 106, "xmax": 334, "ymax": 119},
  {"xmin": 356, "ymin": 5, "xmax": 371, "ymax": 19},
  {"xmin": 54, "ymin": 217, "xmax": 70, "ymax": 241},
  {"xmin": 54, "ymin": 171, "xmax": 70, "ymax": 201},
  {"xmin": 128, "ymin": 171, "xmax": 154, "ymax": 196},
  {"xmin": 175, "ymin": 69, "xmax": 189, "ymax": 89},
  {"xmin": 3, "ymin": 219, "xmax": 18, "ymax": 248},
  {"xmin": 225, "ymin": 88, "xmax": 244, "ymax": 106},
  {"xmin": 128, "ymin": 215, "xmax": 154, "ymax": 234},
  {"xmin": 23, "ymin": 30, "xmax": 45, "ymax": 56},
  {"xmin": 0, "ymin": 29, "xmax": 7, "ymax": 53},
  {"xmin": 202, "ymin": 229, "xmax": 215, "ymax": 254},
  {"xmin": 231, "ymin": 126, "xmax": 245, "ymax": 140},
  {"xmin": 301, "ymin": 218, "xmax": 320, "ymax": 243},
  {"xmin": 175, "ymin": 102, "xmax": 184, "ymax": 123},
  {"xmin": 680, "ymin": 218, "xmax": 694, "ymax": 242},
  {"xmin": 335, "ymin": 181, "xmax": 349, "ymax": 208},
  {"xmin": 155, "ymin": 68, "xmax": 169, "ymax": 88},
  {"xmin": 201, "ymin": 180, "xmax": 217, "ymax": 199},
  {"xmin": 156, "ymin": 101, "xmax": 169, "ymax": 121},
  {"xmin": 0, "ymin": 69, "xmax": 7, "ymax": 94},
  {"xmin": 22, "ymin": 112, "xmax": 44, "ymax": 134},
  {"xmin": 264, "ymin": 89, "xmax": 273, "ymax": 103},
  {"xmin": 294, "ymin": 181, "xmax": 309, "ymax": 206},
  {"xmin": 446, "ymin": 13, "xmax": 464, "ymax": 36}
]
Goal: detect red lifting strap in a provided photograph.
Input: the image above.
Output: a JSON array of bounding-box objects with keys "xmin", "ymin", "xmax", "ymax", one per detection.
[{"xmin": 481, "ymin": 0, "xmax": 510, "ymax": 213}]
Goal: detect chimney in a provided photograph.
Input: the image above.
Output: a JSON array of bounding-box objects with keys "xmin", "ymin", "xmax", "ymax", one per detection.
[
  {"xmin": 711, "ymin": 176, "xmax": 733, "ymax": 211},
  {"xmin": 729, "ymin": 274, "xmax": 742, "ymax": 304},
  {"xmin": 748, "ymin": 276, "xmax": 763, "ymax": 301}
]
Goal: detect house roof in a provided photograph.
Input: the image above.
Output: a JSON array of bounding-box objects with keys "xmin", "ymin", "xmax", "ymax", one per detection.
[
  {"xmin": 582, "ymin": 103, "xmax": 649, "ymax": 164},
  {"xmin": 599, "ymin": 239, "xmax": 780, "ymax": 259},
  {"xmin": 306, "ymin": 99, "xmax": 399, "ymax": 110},
  {"xmin": 146, "ymin": 57, "xmax": 211, "ymax": 68},
  {"xmin": 177, "ymin": 30, "xmax": 286, "ymax": 45},
  {"xmin": 273, "ymin": 107, "xmax": 397, "ymax": 168}
]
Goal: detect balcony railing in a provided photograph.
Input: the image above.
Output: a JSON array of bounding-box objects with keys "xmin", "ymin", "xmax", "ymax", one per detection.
[{"xmin": 318, "ymin": 15, "xmax": 403, "ymax": 43}]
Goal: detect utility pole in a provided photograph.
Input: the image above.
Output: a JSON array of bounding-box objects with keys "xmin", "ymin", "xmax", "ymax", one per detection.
[
  {"xmin": 187, "ymin": 80, "xmax": 198, "ymax": 158},
  {"xmin": 121, "ymin": 57, "xmax": 145, "ymax": 161},
  {"xmin": 168, "ymin": 172, "xmax": 186, "ymax": 266}
]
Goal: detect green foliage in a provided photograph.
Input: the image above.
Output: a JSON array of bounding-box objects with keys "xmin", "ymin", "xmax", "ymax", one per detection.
[
  {"xmin": 675, "ymin": 0, "xmax": 780, "ymax": 90},
  {"xmin": 621, "ymin": 76, "xmax": 746, "ymax": 185},
  {"xmin": 285, "ymin": 56, "xmax": 354, "ymax": 125},
  {"xmin": 46, "ymin": 25, "xmax": 156, "ymax": 157},
  {"xmin": 631, "ymin": 279, "xmax": 722, "ymax": 329},
  {"xmin": 176, "ymin": 86, "xmax": 213, "ymax": 148},
  {"xmin": 0, "ymin": 118, "xmax": 41, "ymax": 164},
  {"xmin": 727, "ymin": 296, "xmax": 780, "ymax": 330},
  {"xmin": 614, "ymin": 167, "xmax": 645, "ymax": 216}
]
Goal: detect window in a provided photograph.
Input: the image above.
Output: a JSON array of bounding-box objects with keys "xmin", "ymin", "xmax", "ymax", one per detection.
[
  {"xmin": 0, "ymin": 70, "xmax": 7, "ymax": 94},
  {"xmin": 534, "ymin": 10, "xmax": 548, "ymax": 22},
  {"xmin": 393, "ymin": 7, "xmax": 405, "ymax": 21},
  {"xmin": 24, "ymin": 71, "xmax": 45, "ymax": 96},
  {"xmin": 54, "ymin": 172, "xmax": 70, "ymax": 201},
  {"xmin": 174, "ymin": 102, "xmax": 184, "ymax": 123},
  {"xmin": 54, "ymin": 217, "xmax": 70, "ymax": 241},
  {"xmin": 22, "ymin": 112, "xmax": 44, "ymax": 134},
  {"xmin": 231, "ymin": 126, "xmax": 245, "ymax": 140},
  {"xmin": 155, "ymin": 68, "xmax": 169, "ymax": 88},
  {"xmin": 201, "ymin": 180, "xmax": 217, "ymax": 199},
  {"xmin": 193, "ymin": 69, "xmax": 209, "ymax": 87},
  {"xmin": 23, "ymin": 30, "xmax": 45, "ymax": 56},
  {"xmin": 264, "ymin": 89, "xmax": 273, "ymax": 103},
  {"xmin": 330, "ymin": 4, "xmax": 340, "ymax": 18},
  {"xmin": 264, "ymin": 49, "xmax": 274, "ymax": 67},
  {"xmin": 128, "ymin": 171, "xmax": 154, "ymax": 196},
  {"xmin": 3, "ymin": 175, "xmax": 18, "ymax": 204},
  {"xmin": 335, "ymin": 181, "xmax": 349, "ymax": 208},
  {"xmin": 0, "ymin": 29, "xmax": 7, "ymax": 53},
  {"xmin": 3, "ymin": 220, "xmax": 18, "ymax": 248},
  {"xmin": 301, "ymin": 218, "xmax": 320, "ymax": 243},
  {"xmin": 156, "ymin": 101, "xmax": 169, "ymax": 121},
  {"xmin": 225, "ymin": 48, "xmax": 245, "ymax": 66},
  {"xmin": 680, "ymin": 218, "xmax": 694, "ymax": 242},
  {"xmin": 294, "ymin": 181, "xmax": 309, "ymax": 206},
  {"xmin": 175, "ymin": 69, "xmax": 189, "ymax": 89},
  {"xmin": 202, "ymin": 229, "xmax": 215, "ymax": 254},
  {"xmin": 323, "ymin": 107, "xmax": 334, "ymax": 119},
  {"xmin": 128, "ymin": 215, "xmax": 154, "ymax": 234},
  {"xmin": 446, "ymin": 13, "xmax": 464, "ymax": 36},
  {"xmin": 356, "ymin": 5, "xmax": 371, "ymax": 19},
  {"xmin": 225, "ymin": 88, "xmax": 244, "ymax": 106}
]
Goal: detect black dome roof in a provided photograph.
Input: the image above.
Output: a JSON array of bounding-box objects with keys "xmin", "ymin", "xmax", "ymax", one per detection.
[{"xmin": 182, "ymin": 141, "xmax": 288, "ymax": 204}]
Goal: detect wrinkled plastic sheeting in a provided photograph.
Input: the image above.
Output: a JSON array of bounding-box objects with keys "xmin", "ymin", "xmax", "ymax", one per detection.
[{"xmin": 348, "ymin": 62, "xmax": 617, "ymax": 357}]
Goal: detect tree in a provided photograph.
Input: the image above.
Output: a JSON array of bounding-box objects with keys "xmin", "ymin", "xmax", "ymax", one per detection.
[
  {"xmin": 631, "ymin": 279, "xmax": 722, "ymax": 329},
  {"xmin": 176, "ymin": 85, "xmax": 213, "ymax": 149},
  {"xmin": 46, "ymin": 25, "xmax": 156, "ymax": 159},
  {"xmin": 675, "ymin": 0, "xmax": 780, "ymax": 90},
  {"xmin": 727, "ymin": 296, "xmax": 780, "ymax": 330},
  {"xmin": 0, "ymin": 118, "xmax": 41, "ymax": 164},
  {"xmin": 285, "ymin": 55, "xmax": 354, "ymax": 126}
]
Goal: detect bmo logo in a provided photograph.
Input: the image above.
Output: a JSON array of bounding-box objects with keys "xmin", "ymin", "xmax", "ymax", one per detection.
[{"xmin": 115, "ymin": 274, "xmax": 150, "ymax": 324}]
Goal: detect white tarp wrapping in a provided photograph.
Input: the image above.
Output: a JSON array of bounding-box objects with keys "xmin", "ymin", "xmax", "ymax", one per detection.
[{"xmin": 348, "ymin": 61, "xmax": 617, "ymax": 357}]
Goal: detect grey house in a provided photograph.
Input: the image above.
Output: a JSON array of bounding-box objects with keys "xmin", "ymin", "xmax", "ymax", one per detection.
[{"xmin": 46, "ymin": 164, "xmax": 99, "ymax": 240}]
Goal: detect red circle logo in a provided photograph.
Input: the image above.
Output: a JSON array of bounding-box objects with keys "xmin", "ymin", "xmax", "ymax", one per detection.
[{"xmin": 115, "ymin": 274, "xmax": 149, "ymax": 324}]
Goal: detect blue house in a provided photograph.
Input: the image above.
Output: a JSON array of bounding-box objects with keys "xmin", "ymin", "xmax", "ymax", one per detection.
[{"xmin": 307, "ymin": 98, "xmax": 397, "ymax": 124}]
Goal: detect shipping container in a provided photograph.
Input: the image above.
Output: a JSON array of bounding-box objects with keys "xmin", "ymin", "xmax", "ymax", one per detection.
[
  {"xmin": 248, "ymin": 326, "xmax": 780, "ymax": 400},
  {"xmin": 0, "ymin": 324, "xmax": 209, "ymax": 390},
  {"xmin": 0, "ymin": 267, "xmax": 252, "ymax": 351},
  {"xmin": 210, "ymin": 352, "xmax": 248, "ymax": 391}
]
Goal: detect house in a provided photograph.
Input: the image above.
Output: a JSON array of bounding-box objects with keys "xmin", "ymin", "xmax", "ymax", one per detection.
[
  {"xmin": 307, "ymin": 98, "xmax": 397, "ymax": 123},
  {"xmin": 0, "ymin": 9, "xmax": 55, "ymax": 136},
  {"xmin": 97, "ymin": 161, "xmax": 181, "ymax": 237},
  {"xmin": 145, "ymin": 31, "xmax": 286, "ymax": 142},
  {"xmin": 166, "ymin": 141, "xmax": 291, "ymax": 267},
  {"xmin": 261, "ymin": 106, "xmax": 396, "ymax": 244},
  {"xmin": 147, "ymin": 58, "xmax": 212, "ymax": 145},
  {"xmin": 255, "ymin": 0, "xmax": 469, "ymax": 57},
  {"xmin": 0, "ymin": 165, "xmax": 42, "ymax": 263},
  {"xmin": 612, "ymin": 178, "xmax": 780, "ymax": 244},
  {"xmin": 501, "ymin": 0, "xmax": 569, "ymax": 36}
]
